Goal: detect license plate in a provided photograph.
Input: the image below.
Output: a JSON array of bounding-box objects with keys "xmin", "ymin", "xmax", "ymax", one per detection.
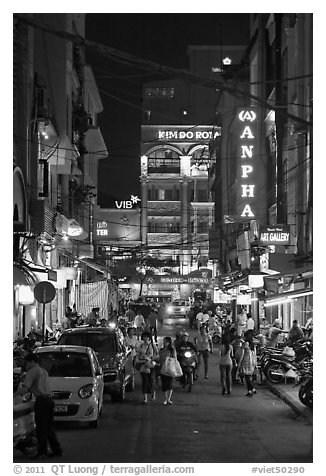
[{"xmin": 54, "ymin": 405, "xmax": 68, "ymax": 413}]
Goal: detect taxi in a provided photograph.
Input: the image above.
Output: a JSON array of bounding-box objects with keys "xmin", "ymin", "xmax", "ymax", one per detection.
[{"xmin": 34, "ymin": 345, "xmax": 104, "ymax": 428}]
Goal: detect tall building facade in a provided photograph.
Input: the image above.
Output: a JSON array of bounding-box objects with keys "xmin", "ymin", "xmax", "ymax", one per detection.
[
  {"xmin": 13, "ymin": 14, "xmax": 109, "ymax": 338},
  {"xmin": 139, "ymin": 46, "xmax": 247, "ymax": 301},
  {"xmin": 210, "ymin": 14, "xmax": 313, "ymax": 329}
]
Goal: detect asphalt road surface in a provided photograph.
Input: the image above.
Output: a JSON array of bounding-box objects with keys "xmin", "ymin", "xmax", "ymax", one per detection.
[{"xmin": 14, "ymin": 319, "xmax": 313, "ymax": 464}]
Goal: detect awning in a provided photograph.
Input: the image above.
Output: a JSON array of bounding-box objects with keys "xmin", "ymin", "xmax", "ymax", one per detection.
[
  {"xmin": 84, "ymin": 127, "xmax": 108, "ymax": 160},
  {"xmin": 264, "ymin": 288, "xmax": 313, "ymax": 306},
  {"xmin": 78, "ymin": 258, "xmax": 109, "ymax": 278},
  {"xmin": 13, "ymin": 264, "xmax": 38, "ymax": 286}
]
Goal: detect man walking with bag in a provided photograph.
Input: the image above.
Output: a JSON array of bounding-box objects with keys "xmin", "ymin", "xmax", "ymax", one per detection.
[{"xmin": 14, "ymin": 353, "xmax": 62, "ymax": 459}]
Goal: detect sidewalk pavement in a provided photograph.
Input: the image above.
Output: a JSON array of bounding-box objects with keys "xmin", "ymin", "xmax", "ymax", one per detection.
[{"xmin": 264, "ymin": 379, "xmax": 313, "ymax": 425}]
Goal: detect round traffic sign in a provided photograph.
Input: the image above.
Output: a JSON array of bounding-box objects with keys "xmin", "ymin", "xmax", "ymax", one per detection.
[{"xmin": 34, "ymin": 281, "xmax": 56, "ymax": 303}]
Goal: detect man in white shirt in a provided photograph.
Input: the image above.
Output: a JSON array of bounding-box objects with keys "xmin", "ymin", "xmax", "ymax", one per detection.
[
  {"xmin": 14, "ymin": 353, "xmax": 62, "ymax": 459},
  {"xmin": 196, "ymin": 310, "xmax": 205, "ymax": 329},
  {"xmin": 134, "ymin": 312, "xmax": 145, "ymax": 338},
  {"xmin": 246, "ymin": 313, "xmax": 255, "ymax": 331}
]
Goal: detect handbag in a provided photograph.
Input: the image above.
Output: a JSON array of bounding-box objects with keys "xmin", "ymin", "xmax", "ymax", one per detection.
[
  {"xmin": 161, "ymin": 357, "xmax": 183, "ymax": 378},
  {"xmin": 134, "ymin": 360, "xmax": 142, "ymax": 371}
]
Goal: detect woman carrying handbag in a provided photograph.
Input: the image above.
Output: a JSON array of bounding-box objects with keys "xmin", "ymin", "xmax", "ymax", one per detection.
[
  {"xmin": 158, "ymin": 336, "xmax": 178, "ymax": 405},
  {"xmin": 237, "ymin": 331, "xmax": 257, "ymax": 397},
  {"xmin": 135, "ymin": 331, "xmax": 156, "ymax": 403}
]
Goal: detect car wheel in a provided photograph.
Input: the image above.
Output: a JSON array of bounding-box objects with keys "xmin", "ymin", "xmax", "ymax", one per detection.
[
  {"xmin": 125, "ymin": 372, "xmax": 135, "ymax": 392},
  {"xmin": 111, "ymin": 376, "xmax": 126, "ymax": 402}
]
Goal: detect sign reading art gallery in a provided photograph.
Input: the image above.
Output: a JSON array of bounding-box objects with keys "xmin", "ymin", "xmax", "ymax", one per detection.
[
  {"xmin": 237, "ymin": 109, "xmax": 257, "ymax": 219},
  {"xmin": 259, "ymin": 225, "xmax": 290, "ymax": 245}
]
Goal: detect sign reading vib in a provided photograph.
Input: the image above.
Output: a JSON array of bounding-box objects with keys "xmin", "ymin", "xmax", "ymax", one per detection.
[{"xmin": 237, "ymin": 109, "xmax": 257, "ymax": 219}]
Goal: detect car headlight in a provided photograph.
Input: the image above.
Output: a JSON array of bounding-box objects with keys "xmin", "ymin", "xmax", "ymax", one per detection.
[
  {"xmin": 78, "ymin": 384, "xmax": 94, "ymax": 399},
  {"xmin": 167, "ymin": 306, "xmax": 173, "ymax": 314}
]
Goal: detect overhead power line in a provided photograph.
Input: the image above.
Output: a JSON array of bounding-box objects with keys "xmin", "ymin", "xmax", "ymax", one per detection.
[{"xmin": 15, "ymin": 14, "xmax": 312, "ymax": 129}]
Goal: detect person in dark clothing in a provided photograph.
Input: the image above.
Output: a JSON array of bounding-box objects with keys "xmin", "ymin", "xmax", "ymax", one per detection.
[
  {"xmin": 14, "ymin": 353, "xmax": 62, "ymax": 459},
  {"xmin": 148, "ymin": 308, "xmax": 158, "ymax": 343}
]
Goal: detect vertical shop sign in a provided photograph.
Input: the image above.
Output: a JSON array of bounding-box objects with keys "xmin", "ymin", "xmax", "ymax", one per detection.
[{"xmin": 237, "ymin": 109, "xmax": 257, "ymax": 219}]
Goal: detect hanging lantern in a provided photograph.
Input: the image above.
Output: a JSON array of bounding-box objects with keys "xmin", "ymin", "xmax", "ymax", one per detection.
[{"xmin": 18, "ymin": 285, "xmax": 35, "ymax": 305}]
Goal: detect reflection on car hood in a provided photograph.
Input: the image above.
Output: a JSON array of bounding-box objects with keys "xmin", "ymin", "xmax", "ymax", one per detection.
[
  {"xmin": 95, "ymin": 352, "xmax": 118, "ymax": 366},
  {"xmin": 48, "ymin": 376, "xmax": 96, "ymax": 393}
]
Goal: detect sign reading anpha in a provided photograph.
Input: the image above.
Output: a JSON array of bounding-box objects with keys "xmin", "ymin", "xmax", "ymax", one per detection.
[{"xmin": 237, "ymin": 109, "xmax": 257, "ymax": 219}]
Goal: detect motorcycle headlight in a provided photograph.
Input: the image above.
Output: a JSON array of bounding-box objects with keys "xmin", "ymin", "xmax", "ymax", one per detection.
[
  {"xmin": 167, "ymin": 306, "xmax": 173, "ymax": 314},
  {"xmin": 184, "ymin": 351, "xmax": 192, "ymax": 358},
  {"xmin": 78, "ymin": 384, "xmax": 93, "ymax": 399},
  {"xmin": 108, "ymin": 322, "xmax": 116, "ymax": 329}
]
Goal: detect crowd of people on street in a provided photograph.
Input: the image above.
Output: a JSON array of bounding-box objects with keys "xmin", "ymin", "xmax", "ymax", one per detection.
[{"xmin": 14, "ymin": 295, "xmax": 313, "ymax": 460}]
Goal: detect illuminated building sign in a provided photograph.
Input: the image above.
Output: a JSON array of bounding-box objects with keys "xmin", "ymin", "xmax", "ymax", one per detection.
[
  {"xmin": 145, "ymin": 274, "xmax": 211, "ymax": 285},
  {"xmin": 67, "ymin": 219, "xmax": 84, "ymax": 237},
  {"xmin": 96, "ymin": 221, "xmax": 108, "ymax": 236},
  {"xmin": 259, "ymin": 225, "xmax": 290, "ymax": 245},
  {"xmin": 141, "ymin": 125, "xmax": 221, "ymax": 143},
  {"xmin": 237, "ymin": 109, "xmax": 257, "ymax": 219},
  {"xmin": 157, "ymin": 129, "xmax": 220, "ymax": 141},
  {"xmin": 115, "ymin": 195, "xmax": 141, "ymax": 209}
]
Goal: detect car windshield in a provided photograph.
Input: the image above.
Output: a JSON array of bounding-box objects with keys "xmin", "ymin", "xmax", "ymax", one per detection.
[
  {"xmin": 174, "ymin": 301, "xmax": 185, "ymax": 306},
  {"xmin": 37, "ymin": 352, "xmax": 92, "ymax": 377},
  {"xmin": 59, "ymin": 333, "xmax": 117, "ymax": 353}
]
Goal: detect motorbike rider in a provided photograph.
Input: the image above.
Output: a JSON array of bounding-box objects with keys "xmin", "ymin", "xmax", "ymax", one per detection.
[{"xmin": 175, "ymin": 331, "xmax": 198, "ymax": 384}]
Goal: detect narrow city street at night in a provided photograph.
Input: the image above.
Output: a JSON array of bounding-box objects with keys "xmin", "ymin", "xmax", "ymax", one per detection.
[
  {"xmin": 14, "ymin": 323, "xmax": 312, "ymax": 464},
  {"xmin": 11, "ymin": 9, "xmax": 315, "ymax": 472}
]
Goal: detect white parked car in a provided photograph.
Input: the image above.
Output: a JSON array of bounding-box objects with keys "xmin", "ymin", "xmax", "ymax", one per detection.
[{"xmin": 34, "ymin": 345, "xmax": 104, "ymax": 428}]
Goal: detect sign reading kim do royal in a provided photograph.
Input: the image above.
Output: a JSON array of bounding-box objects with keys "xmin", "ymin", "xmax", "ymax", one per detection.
[
  {"xmin": 259, "ymin": 225, "xmax": 290, "ymax": 246},
  {"xmin": 141, "ymin": 125, "xmax": 221, "ymax": 143}
]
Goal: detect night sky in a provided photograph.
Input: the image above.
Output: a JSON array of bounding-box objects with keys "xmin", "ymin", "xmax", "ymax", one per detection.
[{"xmin": 85, "ymin": 13, "xmax": 250, "ymax": 207}]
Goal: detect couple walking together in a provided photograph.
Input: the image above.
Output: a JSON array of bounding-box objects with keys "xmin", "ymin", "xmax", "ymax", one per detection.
[
  {"xmin": 219, "ymin": 331, "xmax": 257, "ymax": 397},
  {"xmin": 136, "ymin": 331, "xmax": 177, "ymax": 405}
]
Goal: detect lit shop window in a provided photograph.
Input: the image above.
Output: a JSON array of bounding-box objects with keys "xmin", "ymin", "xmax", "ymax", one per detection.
[
  {"xmin": 144, "ymin": 110, "xmax": 151, "ymax": 121},
  {"xmin": 144, "ymin": 87, "xmax": 175, "ymax": 98}
]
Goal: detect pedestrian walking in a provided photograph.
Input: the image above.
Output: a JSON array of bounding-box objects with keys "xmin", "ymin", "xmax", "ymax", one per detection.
[
  {"xmin": 135, "ymin": 331, "xmax": 155, "ymax": 403},
  {"xmin": 158, "ymin": 336, "xmax": 177, "ymax": 404},
  {"xmin": 126, "ymin": 305, "xmax": 136, "ymax": 323},
  {"xmin": 134, "ymin": 310, "xmax": 146, "ymax": 339},
  {"xmin": 148, "ymin": 307, "xmax": 158, "ymax": 343},
  {"xmin": 288, "ymin": 319, "xmax": 304, "ymax": 346},
  {"xmin": 195, "ymin": 309, "xmax": 205, "ymax": 329},
  {"xmin": 150, "ymin": 336, "xmax": 159, "ymax": 400},
  {"xmin": 14, "ymin": 353, "xmax": 62, "ymax": 459},
  {"xmin": 219, "ymin": 333, "xmax": 234, "ymax": 395},
  {"xmin": 196, "ymin": 324, "xmax": 213, "ymax": 379},
  {"xmin": 245, "ymin": 312, "xmax": 255, "ymax": 332},
  {"xmin": 237, "ymin": 308, "xmax": 248, "ymax": 337},
  {"xmin": 237, "ymin": 331, "xmax": 257, "ymax": 397},
  {"xmin": 232, "ymin": 334, "xmax": 245, "ymax": 384},
  {"xmin": 125, "ymin": 327, "xmax": 140, "ymax": 363}
]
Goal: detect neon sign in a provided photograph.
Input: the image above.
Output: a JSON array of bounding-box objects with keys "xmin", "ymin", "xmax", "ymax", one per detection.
[
  {"xmin": 115, "ymin": 195, "xmax": 141, "ymax": 209},
  {"xmin": 96, "ymin": 221, "xmax": 108, "ymax": 236},
  {"xmin": 238, "ymin": 109, "xmax": 257, "ymax": 218}
]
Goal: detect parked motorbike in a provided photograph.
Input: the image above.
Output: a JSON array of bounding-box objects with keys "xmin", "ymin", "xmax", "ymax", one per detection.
[
  {"xmin": 292, "ymin": 339, "xmax": 313, "ymax": 364},
  {"xmin": 295, "ymin": 365, "xmax": 313, "ymax": 409},
  {"xmin": 13, "ymin": 391, "xmax": 38, "ymax": 457},
  {"xmin": 176, "ymin": 348, "xmax": 197, "ymax": 392}
]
